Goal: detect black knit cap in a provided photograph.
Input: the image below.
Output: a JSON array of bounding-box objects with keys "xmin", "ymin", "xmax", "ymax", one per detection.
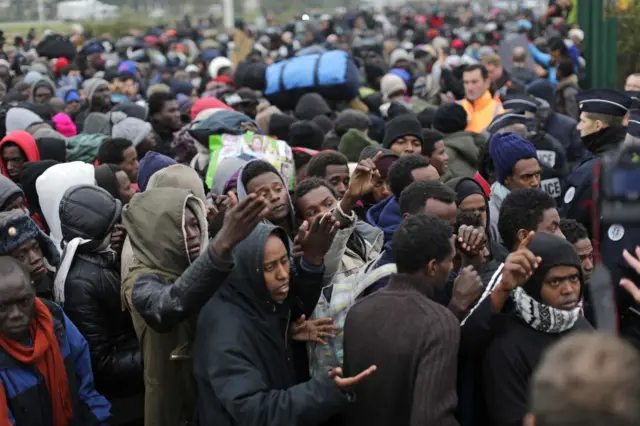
[
  {"xmin": 523, "ymin": 232, "xmax": 583, "ymax": 303},
  {"xmin": 383, "ymin": 114, "xmax": 424, "ymax": 149},
  {"xmin": 433, "ymin": 103, "xmax": 468, "ymax": 134},
  {"xmin": 268, "ymin": 113, "xmax": 295, "ymax": 143},
  {"xmin": 289, "ymin": 120, "xmax": 325, "ymax": 150}
]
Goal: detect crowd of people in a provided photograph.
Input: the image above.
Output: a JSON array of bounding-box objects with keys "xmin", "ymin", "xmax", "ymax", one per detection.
[{"xmin": 0, "ymin": 3, "xmax": 637, "ymax": 426}]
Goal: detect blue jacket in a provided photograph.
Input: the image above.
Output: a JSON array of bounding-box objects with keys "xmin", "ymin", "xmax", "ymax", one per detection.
[
  {"xmin": 0, "ymin": 299, "xmax": 111, "ymax": 426},
  {"xmin": 365, "ymin": 196, "xmax": 402, "ymax": 245}
]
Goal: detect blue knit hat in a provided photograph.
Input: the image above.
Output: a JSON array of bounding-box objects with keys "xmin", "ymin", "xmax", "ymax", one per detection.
[{"xmin": 489, "ymin": 132, "xmax": 538, "ymax": 184}]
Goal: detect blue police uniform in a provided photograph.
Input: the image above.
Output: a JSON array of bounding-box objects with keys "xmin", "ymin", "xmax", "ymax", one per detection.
[
  {"xmin": 561, "ymin": 89, "xmax": 631, "ymax": 232},
  {"xmin": 561, "ymin": 90, "xmax": 640, "ymax": 345}
]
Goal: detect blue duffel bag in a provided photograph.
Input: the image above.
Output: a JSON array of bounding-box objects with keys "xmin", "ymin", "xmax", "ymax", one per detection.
[{"xmin": 264, "ymin": 50, "xmax": 361, "ymax": 110}]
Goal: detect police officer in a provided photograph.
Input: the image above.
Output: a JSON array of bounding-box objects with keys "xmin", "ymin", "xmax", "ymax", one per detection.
[
  {"xmin": 561, "ymin": 89, "xmax": 631, "ymax": 232},
  {"xmin": 562, "ymin": 90, "xmax": 640, "ymax": 345},
  {"xmin": 602, "ymin": 114, "xmax": 640, "ymax": 347}
]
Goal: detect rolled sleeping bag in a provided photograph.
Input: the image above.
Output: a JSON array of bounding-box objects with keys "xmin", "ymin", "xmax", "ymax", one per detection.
[{"xmin": 264, "ymin": 50, "xmax": 360, "ymax": 110}]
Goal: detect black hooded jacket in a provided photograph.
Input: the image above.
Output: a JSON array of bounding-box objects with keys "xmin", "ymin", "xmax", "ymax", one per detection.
[
  {"xmin": 57, "ymin": 185, "xmax": 143, "ymax": 399},
  {"xmin": 482, "ymin": 234, "xmax": 592, "ymax": 426},
  {"xmin": 192, "ymin": 223, "xmax": 348, "ymax": 426}
]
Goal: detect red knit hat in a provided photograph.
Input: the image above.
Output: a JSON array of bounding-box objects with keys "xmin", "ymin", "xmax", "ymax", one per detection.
[{"xmin": 54, "ymin": 57, "xmax": 69, "ymax": 73}]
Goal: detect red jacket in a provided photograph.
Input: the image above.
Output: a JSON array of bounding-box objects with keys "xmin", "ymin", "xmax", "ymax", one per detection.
[{"xmin": 0, "ymin": 131, "xmax": 40, "ymax": 179}]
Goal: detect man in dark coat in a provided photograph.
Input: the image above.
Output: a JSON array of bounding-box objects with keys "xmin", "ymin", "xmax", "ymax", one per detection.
[
  {"xmin": 343, "ymin": 214, "xmax": 462, "ymax": 426},
  {"xmin": 483, "ymin": 233, "xmax": 592, "ymax": 426},
  {"xmin": 192, "ymin": 221, "xmax": 375, "ymax": 426}
]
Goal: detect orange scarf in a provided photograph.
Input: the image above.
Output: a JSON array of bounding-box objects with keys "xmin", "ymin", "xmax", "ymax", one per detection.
[{"xmin": 0, "ymin": 299, "xmax": 73, "ymax": 426}]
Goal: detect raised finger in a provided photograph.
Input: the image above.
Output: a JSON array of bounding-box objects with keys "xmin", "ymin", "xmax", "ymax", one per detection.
[
  {"xmin": 623, "ymin": 249, "xmax": 640, "ymax": 273},
  {"xmin": 372, "ymin": 151, "xmax": 383, "ymax": 162},
  {"xmin": 518, "ymin": 231, "xmax": 535, "ymax": 250},
  {"xmin": 621, "ymin": 278, "xmax": 640, "ymax": 303}
]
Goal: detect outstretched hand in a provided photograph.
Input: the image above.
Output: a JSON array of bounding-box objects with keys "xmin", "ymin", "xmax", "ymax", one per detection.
[
  {"xmin": 293, "ymin": 213, "xmax": 340, "ymax": 265},
  {"xmin": 620, "ymin": 247, "xmax": 640, "ymax": 303},
  {"xmin": 329, "ymin": 365, "xmax": 377, "ymax": 390},
  {"xmin": 291, "ymin": 315, "xmax": 338, "ymax": 345},
  {"xmin": 499, "ymin": 232, "xmax": 541, "ymax": 292},
  {"xmin": 211, "ymin": 193, "xmax": 269, "ymax": 259},
  {"xmin": 347, "ymin": 152, "xmax": 381, "ymax": 200}
]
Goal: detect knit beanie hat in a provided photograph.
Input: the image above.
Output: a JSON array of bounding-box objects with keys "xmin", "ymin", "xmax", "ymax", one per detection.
[
  {"xmin": 289, "ymin": 120, "xmax": 325, "ymax": 151},
  {"xmin": 380, "ymin": 74, "xmax": 407, "ymax": 100},
  {"xmin": 489, "ymin": 132, "xmax": 538, "ymax": 184},
  {"xmin": 523, "ymin": 232, "xmax": 583, "ymax": 303},
  {"xmin": 5, "ymin": 108, "xmax": 43, "ymax": 133},
  {"xmin": 383, "ymin": 114, "xmax": 424, "ymax": 149},
  {"xmin": 433, "ymin": 103, "xmax": 468, "ymax": 134},
  {"xmin": 0, "ymin": 175, "xmax": 23, "ymax": 210},
  {"xmin": 454, "ymin": 178, "xmax": 486, "ymax": 206},
  {"xmin": 417, "ymin": 107, "xmax": 436, "ymax": 128},
  {"xmin": 389, "ymin": 48, "xmax": 412, "ymax": 68},
  {"xmin": 83, "ymin": 78, "xmax": 109, "ymax": 103},
  {"xmin": 311, "ymin": 115, "xmax": 334, "ymax": 135},
  {"xmin": 268, "ymin": 113, "xmax": 295, "ymax": 142},
  {"xmin": 340, "ymin": 129, "xmax": 379, "ymax": 162},
  {"xmin": 137, "ymin": 151, "xmax": 177, "ymax": 191},
  {"xmin": 111, "ymin": 114, "xmax": 153, "ymax": 147},
  {"xmin": 335, "ymin": 109, "xmax": 371, "ymax": 137},
  {"xmin": 52, "ymin": 112, "xmax": 77, "ymax": 138},
  {"xmin": 386, "ymin": 101, "xmax": 413, "ymax": 119}
]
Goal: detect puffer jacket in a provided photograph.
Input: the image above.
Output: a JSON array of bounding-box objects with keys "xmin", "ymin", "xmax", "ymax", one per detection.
[
  {"xmin": 56, "ymin": 185, "xmax": 144, "ymax": 401},
  {"xmin": 441, "ymin": 131, "xmax": 488, "ymax": 183}
]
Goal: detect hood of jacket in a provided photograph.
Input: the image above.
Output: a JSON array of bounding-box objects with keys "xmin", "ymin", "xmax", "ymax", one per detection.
[
  {"xmin": 31, "ymin": 78, "xmax": 56, "ymax": 100},
  {"xmin": 445, "ymin": 176, "xmax": 504, "ymax": 255},
  {"xmin": 59, "ymin": 185, "xmax": 122, "ymax": 249},
  {"xmin": 211, "ymin": 156, "xmax": 250, "ymax": 196},
  {"xmin": 236, "ymin": 159, "xmax": 296, "ymax": 235},
  {"xmin": 0, "ymin": 131, "xmax": 40, "ymax": 178},
  {"xmin": 443, "ymin": 131, "xmax": 485, "ymax": 166},
  {"xmin": 219, "ymin": 222, "xmax": 292, "ymax": 319},
  {"xmin": 35, "ymin": 161, "xmax": 95, "ymax": 252},
  {"xmin": 19, "ymin": 160, "xmax": 58, "ymax": 227},
  {"xmin": 137, "ymin": 151, "xmax": 177, "ymax": 191},
  {"xmin": 122, "ymin": 187, "xmax": 208, "ymax": 277},
  {"xmin": 147, "ymin": 164, "xmax": 206, "ymax": 202},
  {"xmin": 5, "ymin": 107, "xmax": 43, "ymax": 133},
  {"xmin": 35, "ymin": 137, "xmax": 66, "ymax": 163},
  {"xmin": 294, "ymin": 93, "xmax": 332, "ymax": 120},
  {"xmin": 365, "ymin": 195, "xmax": 402, "ymax": 245},
  {"xmin": 339, "ymin": 129, "xmax": 378, "ymax": 163},
  {"xmin": 0, "ymin": 174, "xmax": 23, "ymax": 210}
]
